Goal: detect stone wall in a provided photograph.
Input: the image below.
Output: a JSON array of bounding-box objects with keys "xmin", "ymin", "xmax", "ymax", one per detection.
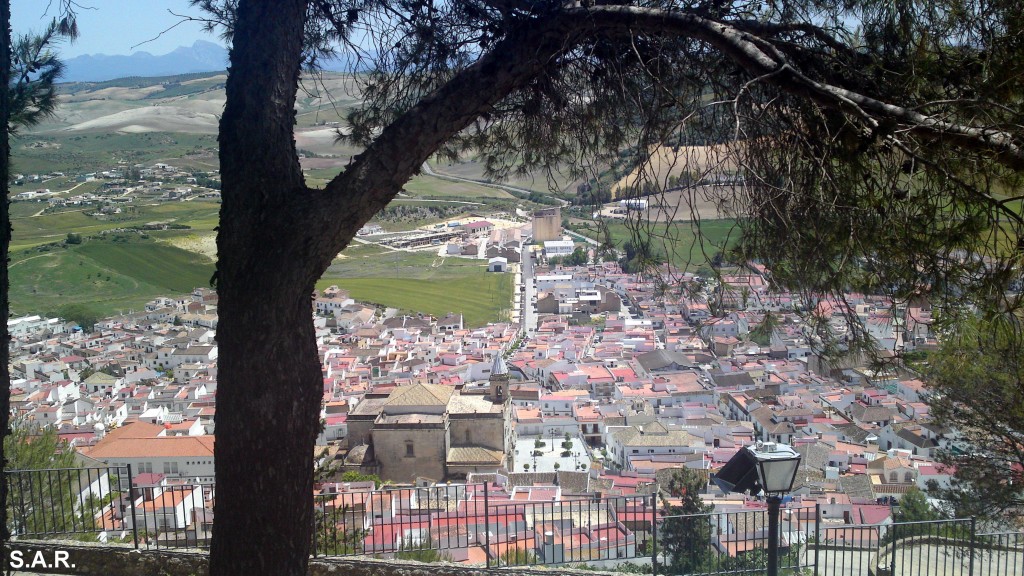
[
  {"xmin": 372, "ymin": 422, "xmax": 448, "ymax": 483},
  {"xmin": 4, "ymin": 541, "xmax": 625, "ymax": 576},
  {"xmin": 449, "ymin": 413, "xmax": 504, "ymax": 452},
  {"xmin": 532, "ymin": 207, "xmax": 561, "ymax": 243}
]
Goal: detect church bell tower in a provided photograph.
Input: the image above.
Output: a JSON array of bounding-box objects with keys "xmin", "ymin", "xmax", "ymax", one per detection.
[{"xmin": 489, "ymin": 353, "xmax": 510, "ymax": 404}]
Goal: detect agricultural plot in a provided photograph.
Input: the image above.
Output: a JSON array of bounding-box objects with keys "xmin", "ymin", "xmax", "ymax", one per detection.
[
  {"xmin": 573, "ymin": 218, "xmax": 740, "ymax": 271},
  {"xmin": 321, "ymin": 246, "xmax": 514, "ymax": 327},
  {"xmin": 9, "ymin": 201, "xmax": 221, "ymax": 251},
  {"xmin": 9, "ymin": 238, "xmax": 214, "ymax": 322},
  {"xmin": 319, "ymin": 267, "xmax": 512, "ymax": 328}
]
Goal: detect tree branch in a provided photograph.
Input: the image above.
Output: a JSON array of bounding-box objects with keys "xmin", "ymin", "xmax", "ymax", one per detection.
[
  {"xmin": 303, "ymin": 3, "xmax": 1024, "ymax": 275},
  {"xmin": 580, "ymin": 6, "xmax": 1024, "ymax": 169},
  {"xmin": 309, "ymin": 11, "xmax": 595, "ymax": 269}
]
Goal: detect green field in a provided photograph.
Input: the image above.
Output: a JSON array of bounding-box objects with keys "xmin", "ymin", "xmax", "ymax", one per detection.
[
  {"xmin": 325, "ymin": 246, "xmax": 441, "ymax": 278},
  {"xmin": 9, "ymin": 238, "xmax": 214, "ymax": 322},
  {"xmin": 572, "ymin": 218, "xmax": 740, "ymax": 270},
  {"xmin": 7, "ymin": 196, "xmax": 221, "ymax": 322},
  {"xmin": 8, "ymin": 206, "xmax": 512, "ymax": 327},
  {"xmin": 319, "ymin": 244, "xmax": 514, "ymax": 327},
  {"xmin": 9, "ymin": 201, "xmax": 221, "ymax": 251},
  {"xmin": 319, "ymin": 265, "xmax": 512, "ymax": 328}
]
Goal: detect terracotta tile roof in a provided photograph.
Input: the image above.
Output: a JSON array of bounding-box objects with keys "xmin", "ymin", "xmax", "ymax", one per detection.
[
  {"xmin": 447, "ymin": 447, "xmax": 504, "ymax": 464},
  {"xmin": 87, "ymin": 430, "xmax": 214, "ymax": 460},
  {"xmin": 385, "ymin": 383, "xmax": 453, "ymax": 407}
]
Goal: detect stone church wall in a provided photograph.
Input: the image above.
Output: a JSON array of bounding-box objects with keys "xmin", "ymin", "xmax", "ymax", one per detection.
[{"xmin": 372, "ymin": 423, "xmax": 448, "ymax": 483}]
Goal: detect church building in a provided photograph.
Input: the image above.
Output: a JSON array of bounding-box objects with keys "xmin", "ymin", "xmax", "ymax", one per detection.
[{"xmin": 344, "ymin": 354, "xmax": 513, "ymax": 483}]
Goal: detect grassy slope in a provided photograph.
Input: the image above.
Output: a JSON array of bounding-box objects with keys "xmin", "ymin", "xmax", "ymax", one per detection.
[
  {"xmin": 8, "ymin": 193, "xmax": 221, "ymax": 320},
  {"xmin": 9, "ymin": 238, "xmax": 214, "ymax": 319},
  {"xmin": 571, "ymin": 218, "xmax": 740, "ymax": 270},
  {"xmin": 319, "ymin": 247, "xmax": 513, "ymax": 327},
  {"xmin": 11, "ymin": 132, "xmax": 219, "ymax": 175},
  {"xmin": 9, "ymin": 201, "xmax": 222, "ymax": 251}
]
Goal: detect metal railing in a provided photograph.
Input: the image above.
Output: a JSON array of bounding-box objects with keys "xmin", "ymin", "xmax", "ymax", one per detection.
[
  {"xmin": 7, "ymin": 465, "xmax": 214, "ymax": 551},
  {"xmin": 976, "ymin": 530, "xmax": 1024, "ymax": 576},
  {"xmin": 7, "ymin": 467, "xmax": 1024, "ymax": 576},
  {"xmin": 657, "ymin": 504, "xmax": 819, "ymax": 576},
  {"xmin": 312, "ymin": 484, "xmax": 655, "ymax": 568}
]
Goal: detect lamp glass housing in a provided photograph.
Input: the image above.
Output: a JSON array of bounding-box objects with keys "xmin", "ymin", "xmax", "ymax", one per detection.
[{"xmin": 749, "ymin": 442, "xmax": 801, "ymax": 495}]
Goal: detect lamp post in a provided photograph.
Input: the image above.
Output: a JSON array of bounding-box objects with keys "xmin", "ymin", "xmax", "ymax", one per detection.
[{"xmin": 711, "ymin": 442, "xmax": 801, "ymax": 576}]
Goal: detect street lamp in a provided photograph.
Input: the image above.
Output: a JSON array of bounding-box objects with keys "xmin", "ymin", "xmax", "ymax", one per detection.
[{"xmin": 711, "ymin": 442, "xmax": 801, "ymax": 576}]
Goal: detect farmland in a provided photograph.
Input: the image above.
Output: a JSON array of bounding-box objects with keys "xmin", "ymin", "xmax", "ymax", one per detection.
[
  {"xmin": 318, "ymin": 245, "xmax": 514, "ymax": 327},
  {"xmin": 7, "ymin": 71, "xmax": 730, "ymax": 325},
  {"xmin": 9, "ymin": 237, "xmax": 214, "ymax": 323},
  {"xmin": 318, "ymin": 271, "xmax": 513, "ymax": 328},
  {"xmin": 570, "ymin": 218, "xmax": 739, "ymax": 271}
]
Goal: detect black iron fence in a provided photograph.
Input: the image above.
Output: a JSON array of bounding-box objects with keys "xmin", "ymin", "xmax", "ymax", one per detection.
[
  {"xmin": 657, "ymin": 504, "xmax": 819, "ymax": 576},
  {"xmin": 312, "ymin": 483, "xmax": 654, "ymax": 568},
  {"xmin": 7, "ymin": 467, "xmax": 1024, "ymax": 576},
  {"xmin": 7, "ymin": 465, "xmax": 214, "ymax": 550}
]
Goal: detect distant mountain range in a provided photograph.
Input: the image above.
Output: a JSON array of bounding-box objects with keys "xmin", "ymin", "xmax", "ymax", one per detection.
[
  {"xmin": 62, "ymin": 40, "xmax": 229, "ymax": 83},
  {"xmin": 61, "ymin": 40, "xmax": 363, "ymax": 83}
]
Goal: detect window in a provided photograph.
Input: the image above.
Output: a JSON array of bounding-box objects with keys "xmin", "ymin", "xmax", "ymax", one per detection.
[
  {"xmin": 163, "ymin": 462, "xmax": 179, "ymax": 475},
  {"xmin": 889, "ymin": 472, "xmax": 897, "ymax": 483},
  {"xmin": 137, "ymin": 462, "xmax": 153, "ymax": 474},
  {"xmin": 904, "ymin": 471, "xmax": 913, "ymax": 483},
  {"xmin": 406, "ymin": 441, "xmax": 415, "ymax": 458}
]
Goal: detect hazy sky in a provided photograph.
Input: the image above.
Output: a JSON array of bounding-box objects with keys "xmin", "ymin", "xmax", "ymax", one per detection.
[{"xmin": 11, "ymin": 0, "xmax": 223, "ymax": 58}]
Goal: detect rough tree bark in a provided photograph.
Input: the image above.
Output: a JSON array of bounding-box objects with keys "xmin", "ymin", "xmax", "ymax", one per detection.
[
  {"xmin": 1, "ymin": 0, "xmax": 12, "ymax": 544},
  {"xmin": 208, "ymin": 1, "xmax": 321, "ymax": 574},
  {"xmin": 210, "ymin": 1, "xmax": 1023, "ymax": 574}
]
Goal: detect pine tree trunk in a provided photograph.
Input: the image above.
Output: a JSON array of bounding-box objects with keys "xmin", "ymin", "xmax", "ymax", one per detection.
[
  {"xmin": 208, "ymin": 1, "xmax": 324, "ymax": 574},
  {"xmin": 1, "ymin": 0, "xmax": 14, "ymax": 544},
  {"xmin": 209, "ymin": 268, "xmax": 323, "ymax": 576}
]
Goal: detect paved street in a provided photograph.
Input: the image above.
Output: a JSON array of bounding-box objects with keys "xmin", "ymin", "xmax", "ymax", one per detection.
[{"xmin": 520, "ymin": 246, "xmax": 538, "ymax": 335}]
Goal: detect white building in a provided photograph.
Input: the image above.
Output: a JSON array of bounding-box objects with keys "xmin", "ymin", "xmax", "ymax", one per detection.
[
  {"xmin": 535, "ymin": 274, "xmax": 574, "ymax": 290},
  {"xmin": 86, "ymin": 421, "xmax": 215, "ymax": 483},
  {"xmin": 487, "ymin": 257, "xmax": 508, "ymax": 272},
  {"xmin": 543, "ymin": 240, "xmax": 574, "ymax": 257}
]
